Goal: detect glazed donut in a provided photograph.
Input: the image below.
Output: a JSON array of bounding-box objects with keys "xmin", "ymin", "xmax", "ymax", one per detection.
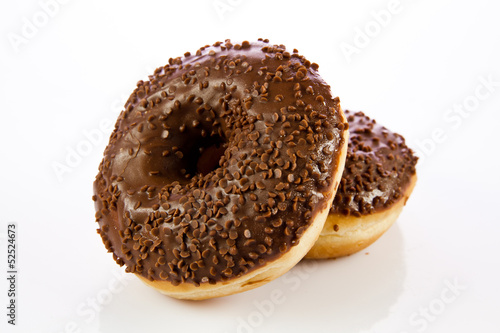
[
  {"xmin": 306, "ymin": 110, "xmax": 417, "ymax": 259},
  {"xmin": 93, "ymin": 39, "xmax": 349, "ymax": 300}
]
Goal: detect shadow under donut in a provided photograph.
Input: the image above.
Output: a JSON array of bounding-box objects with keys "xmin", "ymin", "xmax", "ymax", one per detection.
[
  {"xmin": 97, "ymin": 224, "xmax": 406, "ymax": 333},
  {"xmin": 295, "ymin": 223, "xmax": 407, "ymax": 332}
]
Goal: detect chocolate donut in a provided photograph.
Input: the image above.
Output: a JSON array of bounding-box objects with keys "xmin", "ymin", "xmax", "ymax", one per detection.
[
  {"xmin": 93, "ymin": 39, "xmax": 349, "ymax": 299},
  {"xmin": 306, "ymin": 110, "xmax": 418, "ymax": 259}
]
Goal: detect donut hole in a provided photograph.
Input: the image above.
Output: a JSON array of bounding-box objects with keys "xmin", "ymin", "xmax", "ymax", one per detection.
[
  {"xmin": 196, "ymin": 141, "xmax": 227, "ymax": 175},
  {"xmin": 171, "ymin": 128, "xmax": 228, "ymax": 181}
]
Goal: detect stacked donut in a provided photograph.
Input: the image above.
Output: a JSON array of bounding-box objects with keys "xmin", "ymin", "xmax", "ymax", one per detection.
[
  {"xmin": 93, "ymin": 39, "xmax": 417, "ymax": 300},
  {"xmin": 306, "ymin": 110, "xmax": 417, "ymax": 259}
]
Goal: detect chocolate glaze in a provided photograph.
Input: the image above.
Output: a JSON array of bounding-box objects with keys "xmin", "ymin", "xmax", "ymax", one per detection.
[
  {"xmin": 93, "ymin": 39, "xmax": 348, "ymax": 286},
  {"xmin": 331, "ymin": 111, "xmax": 417, "ymax": 217}
]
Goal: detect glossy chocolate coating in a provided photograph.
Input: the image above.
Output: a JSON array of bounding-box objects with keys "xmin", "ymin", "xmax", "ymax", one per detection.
[
  {"xmin": 93, "ymin": 39, "xmax": 348, "ymax": 286},
  {"xmin": 332, "ymin": 111, "xmax": 417, "ymax": 217}
]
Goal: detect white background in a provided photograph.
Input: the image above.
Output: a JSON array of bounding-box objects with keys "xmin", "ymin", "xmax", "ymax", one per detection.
[{"xmin": 1, "ymin": 0, "xmax": 500, "ymax": 332}]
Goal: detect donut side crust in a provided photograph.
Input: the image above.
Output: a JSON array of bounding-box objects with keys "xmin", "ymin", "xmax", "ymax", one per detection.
[{"xmin": 305, "ymin": 173, "xmax": 416, "ymax": 259}]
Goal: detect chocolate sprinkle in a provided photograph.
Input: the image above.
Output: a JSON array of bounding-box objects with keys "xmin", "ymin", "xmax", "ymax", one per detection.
[
  {"xmin": 93, "ymin": 39, "xmax": 347, "ymax": 286},
  {"xmin": 331, "ymin": 111, "xmax": 418, "ymax": 217}
]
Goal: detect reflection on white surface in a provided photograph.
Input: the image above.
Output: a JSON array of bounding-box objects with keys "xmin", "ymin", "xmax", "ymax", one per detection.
[{"xmin": 97, "ymin": 226, "xmax": 405, "ymax": 333}]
